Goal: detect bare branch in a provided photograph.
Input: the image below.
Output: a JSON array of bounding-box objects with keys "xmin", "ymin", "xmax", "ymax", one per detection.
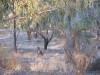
[
  {"xmin": 36, "ymin": 31, "xmax": 46, "ymax": 40},
  {"xmin": 38, "ymin": 7, "xmax": 58, "ymax": 15}
]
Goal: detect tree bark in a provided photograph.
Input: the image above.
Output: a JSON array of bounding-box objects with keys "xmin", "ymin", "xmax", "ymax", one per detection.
[
  {"xmin": 44, "ymin": 39, "xmax": 49, "ymax": 50},
  {"xmin": 34, "ymin": 32, "xmax": 38, "ymax": 38},
  {"xmin": 27, "ymin": 30, "xmax": 32, "ymax": 40},
  {"xmin": 34, "ymin": 23, "xmax": 39, "ymax": 38},
  {"xmin": 71, "ymin": 31, "xmax": 80, "ymax": 52},
  {"xmin": 13, "ymin": 0, "xmax": 17, "ymax": 52},
  {"xmin": 37, "ymin": 30, "xmax": 54, "ymax": 50},
  {"xmin": 13, "ymin": 17, "xmax": 17, "ymax": 52}
]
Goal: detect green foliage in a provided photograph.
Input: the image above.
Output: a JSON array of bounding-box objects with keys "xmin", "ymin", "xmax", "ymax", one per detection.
[
  {"xmin": 0, "ymin": 0, "xmax": 99, "ymax": 34},
  {"xmin": 0, "ymin": 0, "xmax": 12, "ymax": 20},
  {"xmin": 75, "ymin": 16, "xmax": 92, "ymax": 31}
]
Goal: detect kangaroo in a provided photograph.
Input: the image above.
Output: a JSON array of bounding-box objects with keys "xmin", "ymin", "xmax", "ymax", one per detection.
[{"xmin": 37, "ymin": 47, "xmax": 44, "ymax": 56}]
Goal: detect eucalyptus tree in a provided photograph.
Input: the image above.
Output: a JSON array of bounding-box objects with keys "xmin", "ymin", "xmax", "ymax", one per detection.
[
  {"xmin": 0, "ymin": 0, "xmax": 50, "ymax": 52},
  {"xmin": 36, "ymin": 13, "xmax": 55, "ymax": 50},
  {"xmin": 52, "ymin": 0, "xmax": 96, "ymax": 74},
  {"xmin": 43, "ymin": 0, "xmax": 93, "ymax": 51},
  {"xmin": 13, "ymin": 0, "xmax": 59, "ymax": 50},
  {"xmin": 63, "ymin": 0, "xmax": 93, "ymax": 51},
  {"xmin": 93, "ymin": 0, "xmax": 100, "ymax": 39},
  {"xmin": 37, "ymin": 6, "xmax": 66, "ymax": 50},
  {"xmin": 0, "ymin": 0, "xmax": 18, "ymax": 52}
]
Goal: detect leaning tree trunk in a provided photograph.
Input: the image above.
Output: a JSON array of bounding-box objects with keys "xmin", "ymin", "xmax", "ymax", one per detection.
[
  {"xmin": 64, "ymin": 30, "xmax": 87, "ymax": 75},
  {"xmin": 72, "ymin": 32, "xmax": 85, "ymax": 75},
  {"xmin": 72, "ymin": 31, "xmax": 88, "ymax": 75},
  {"xmin": 71, "ymin": 32, "xmax": 78, "ymax": 50}
]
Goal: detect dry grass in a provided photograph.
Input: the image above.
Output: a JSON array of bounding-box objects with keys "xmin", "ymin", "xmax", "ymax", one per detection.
[
  {"xmin": 29, "ymin": 53, "xmax": 70, "ymax": 72},
  {"xmin": 0, "ymin": 47, "xmax": 18, "ymax": 70},
  {"xmin": 12, "ymin": 52, "xmax": 67, "ymax": 72}
]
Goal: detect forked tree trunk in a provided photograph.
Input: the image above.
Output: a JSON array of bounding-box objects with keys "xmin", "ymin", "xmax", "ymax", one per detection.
[{"xmin": 37, "ymin": 30, "xmax": 54, "ymax": 50}]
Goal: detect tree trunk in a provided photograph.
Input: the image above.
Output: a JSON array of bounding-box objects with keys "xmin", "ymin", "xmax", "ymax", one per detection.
[
  {"xmin": 13, "ymin": 18, "xmax": 17, "ymax": 52},
  {"xmin": 34, "ymin": 32, "xmax": 38, "ymax": 38},
  {"xmin": 71, "ymin": 32, "xmax": 77, "ymax": 49},
  {"xmin": 13, "ymin": 0, "xmax": 17, "ymax": 52},
  {"xmin": 97, "ymin": 27, "xmax": 100, "ymax": 39},
  {"xmin": 34, "ymin": 23, "xmax": 39, "ymax": 38},
  {"xmin": 71, "ymin": 31, "xmax": 80, "ymax": 52},
  {"xmin": 44, "ymin": 39, "xmax": 49, "ymax": 50},
  {"xmin": 27, "ymin": 30, "xmax": 32, "ymax": 40},
  {"xmin": 36, "ymin": 29, "xmax": 54, "ymax": 50}
]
